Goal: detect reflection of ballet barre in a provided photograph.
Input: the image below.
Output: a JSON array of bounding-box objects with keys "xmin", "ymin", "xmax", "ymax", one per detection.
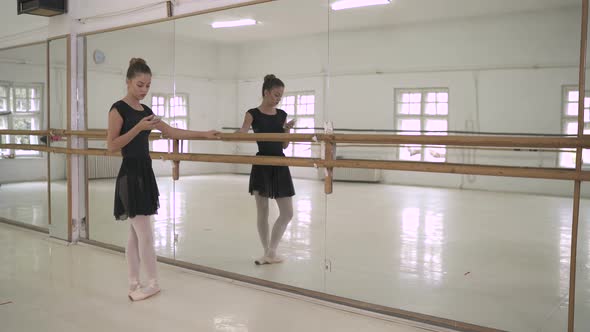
[
  {"xmin": 222, "ymin": 126, "xmax": 573, "ymax": 136},
  {"xmin": 3, "ymin": 143, "xmax": 590, "ymax": 182},
  {"xmin": 4, "ymin": 130, "xmax": 590, "ymax": 192}
]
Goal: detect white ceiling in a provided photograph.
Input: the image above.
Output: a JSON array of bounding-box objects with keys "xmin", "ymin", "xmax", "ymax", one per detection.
[{"xmin": 169, "ymin": 0, "xmax": 581, "ymax": 43}]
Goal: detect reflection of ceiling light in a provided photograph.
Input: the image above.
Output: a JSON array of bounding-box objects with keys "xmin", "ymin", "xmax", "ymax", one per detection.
[
  {"xmin": 211, "ymin": 19, "xmax": 257, "ymax": 28},
  {"xmin": 331, "ymin": 0, "xmax": 391, "ymax": 11}
]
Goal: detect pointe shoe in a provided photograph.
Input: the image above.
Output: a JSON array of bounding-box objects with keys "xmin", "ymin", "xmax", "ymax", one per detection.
[
  {"xmin": 254, "ymin": 256, "xmax": 269, "ymax": 265},
  {"xmin": 254, "ymin": 254, "xmax": 283, "ymax": 265},
  {"xmin": 265, "ymin": 254, "xmax": 283, "ymax": 264},
  {"xmin": 128, "ymin": 283, "xmax": 142, "ymax": 297},
  {"xmin": 129, "ymin": 283, "xmax": 160, "ymax": 301}
]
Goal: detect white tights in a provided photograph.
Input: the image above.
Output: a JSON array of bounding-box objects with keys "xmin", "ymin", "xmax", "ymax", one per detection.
[
  {"xmin": 254, "ymin": 192, "xmax": 293, "ymax": 258},
  {"xmin": 126, "ymin": 215, "xmax": 158, "ymax": 287}
]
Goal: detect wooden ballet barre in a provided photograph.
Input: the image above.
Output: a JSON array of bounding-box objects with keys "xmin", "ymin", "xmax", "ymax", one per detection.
[
  {"xmin": 0, "ymin": 144, "xmax": 51, "ymax": 153},
  {"xmin": 0, "ymin": 129, "xmax": 51, "ymax": 136},
  {"xmin": 47, "ymin": 130, "xmax": 319, "ymax": 143},
  {"xmin": 4, "ymin": 143, "xmax": 590, "ymax": 183},
  {"xmin": 324, "ymin": 158, "xmax": 589, "ymax": 181},
  {"xmin": 329, "ymin": 134, "xmax": 590, "ymax": 148},
  {"xmin": 39, "ymin": 129, "xmax": 590, "ymax": 148},
  {"xmin": 336, "ymin": 143, "xmax": 572, "ymax": 153}
]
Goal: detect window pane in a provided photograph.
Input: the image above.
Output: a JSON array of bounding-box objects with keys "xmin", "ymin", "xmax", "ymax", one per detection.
[
  {"xmin": 0, "ymin": 87, "xmax": 6, "ymax": 97},
  {"xmin": 399, "ymin": 103, "xmax": 409, "ymax": 115},
  {"xmin": 425, "ymin": 103, "xmax": 436, "ymax": 115},
  {"xmin": 181, "ymin": 140, "xmax": 189, "ymax": 153},
  {"xmin": 425, "ymin": 147, "xmax": 446, "ymax": 162},
  {"xmin": 297, "ymin": 117, "xmax": 314, "ymax": 128},
  {"xmin": 0, "ymin": 98, "xmax": 6, "ymax": 112},
  {"xmin": 425, "ymin": 119, "xmax": 447, "ymax": 133},
  {"xmin": 284, "ymin": 96, "xmax": 295, "ymax": 105},
  {"xmin": 14, "ymin": 117, "xmax": 33, "ymax": 130},
  {"xmin": 13, "ymin": 116, "xmax": 36, "ymax": 149},
  {"xmin": 569, "ymin": 90, "xmax": 579, "ymax": 102},
  {"xmin": 427, "ymin": 93, "xmax": 436, "ymax": 102},
  {"xmin": 567, "ymin": 122, "xmax": 578, "ymax": 135},
  {"xmin": 399, "ymin": 145, "xmax": 422, "ymax": 161},
  {"xmin": 399, "ymin": 119, "xmax": 421, "ymax": 132},
  {"xmin": 568, "ymin": 103, "xmax": 578, "ymax": 116},
  {"xmin": 585, "ymin": 97, "xmax": 590, "ymax": 108},
  {"xmin": 296, "ymin": 104, "xmax": 306, "ymax": 116},
  {"xmin": 284, "ymin": 104, "xmax": 295, "ymax": 115},
  {"xmin": 294, "ymin": 143, "xmax": 311, "ymax": 158},
  {"xmin": 409, "ymin": 103, "xmax": 420, "ymax": 115},
  {"xmin": 170, "ymin": 119, "xmax": 187, "ymax": 129},
  {"xmin": 560, "ymin": 152, "xmax": 576, "ymax": 168},
  {"xmin": 15, "ymin": 88, "xmax": 26, "ymax": 98},
  {"xmin": 171, "ymin": 104, "xmax": 187, "ymax": 117},
  {"xmin": 437, "ymin": 103, "xmax": 448, "ymax": 115},
  {"xmin": 14, "ymin": 135, "xmax": 31, "ymax": 145},
  {"xmin": 152, "ymin": 140, "xmax": 168, "ymax": 152},
  {"xmin": 410, "ymin": 93, "xmax": 421, "ymax": 103},
  {"xmin": 30, "ymin": 88, "xmax": 40, "ymax": 99},
  {"xmin": 0, "ymin": 116, "xmax": 8, "ymax": 155},
  {"xmin": 437, "ymin": 92, "xmax": 448, "ymax": 103},
  {"xmin": 31, "ymin": 117, "xmax": 39, "ymax": 130},
  {"xmin": 31, "ymin": 99, "xmax": 40, "ymax": 111},
  {"xmin": 15, "ymin": 99, "xmax": 27, "ymax": 112},
  {"xmin": 299, "ymin": 104, "xmax": 314, "ymax": 115},
  {"xmin": 401, "ymin": 93, "xmax": 411, "ymax": 103},
  {"xmin": 15, "ymin": 148, "xmax": 39, "ymax": 156}
]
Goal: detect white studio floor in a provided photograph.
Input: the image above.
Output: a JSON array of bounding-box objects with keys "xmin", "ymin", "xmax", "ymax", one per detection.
[
  {"xmin": 1, "ymin": 173, "xmax": 590, "ymax": 332},
  {"xmin": 0, "ymin": 222, "xmax": 445, "ymax": 332}
]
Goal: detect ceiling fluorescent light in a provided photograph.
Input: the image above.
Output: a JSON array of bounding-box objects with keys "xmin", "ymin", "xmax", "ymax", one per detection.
[
  {"xmin": 331, "ymin": 0, "xmax": 391, "ymax": 11},
  {"xmin": 211, "ymin": 19, "xmax": 257, "ymax": 29}
]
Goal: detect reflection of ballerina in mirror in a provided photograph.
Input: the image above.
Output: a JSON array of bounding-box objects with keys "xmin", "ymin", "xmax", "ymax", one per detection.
[{"xmin": 237, "ymin": 74, "xmax": 295, "ymax": 266}]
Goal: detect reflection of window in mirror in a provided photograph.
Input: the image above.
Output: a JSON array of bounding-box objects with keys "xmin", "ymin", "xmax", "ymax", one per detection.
[
  {"xmin": 0, "ymin": 83, "xmax": 43, "ymax": 158},
  {"xmin": 395, "ymin": 88, "xmax": 448, "ymax": 163},
  {"xmin": 0, "ymin": 84, "xmax": 8, "ymax": 158},
  {"xmin": 560, "ymin": 86, "xmax": 590, "ymax": 168},
  {"xmin": 280, "ymin": 91, "xmax": 315, "ymax": 158},
  {"xmin": 149, "ymin": 93, "xmax": 189, "ymax": 153}
]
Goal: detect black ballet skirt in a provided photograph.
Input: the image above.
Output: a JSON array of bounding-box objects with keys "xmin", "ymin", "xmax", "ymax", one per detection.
[
  {"xmin": 247, "ymin": 108, "xmax": 295, "ymax": 199},
  {"xmin": 110, "ymin": 100, "xmax": 160, "ymax": 221}
]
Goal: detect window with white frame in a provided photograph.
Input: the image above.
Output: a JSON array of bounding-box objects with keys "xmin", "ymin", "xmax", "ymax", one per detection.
[
  {"xmin": 150, "ymin": 93, "xmax": 189, "ymax": 153},
  {"xmin": 0, "ymin": 83, "xmax": 43, "ymax": 158},
  {"xmin": 280, "ymin": 91, "xmax": 315, "ymax": 158},
  {"xmin": 395, "ymin": 89, "xmax": 448, "ymax": 162},
  {"xmin": 560, "ymin": 86, "xmax": 590, "ymax": 168}
]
